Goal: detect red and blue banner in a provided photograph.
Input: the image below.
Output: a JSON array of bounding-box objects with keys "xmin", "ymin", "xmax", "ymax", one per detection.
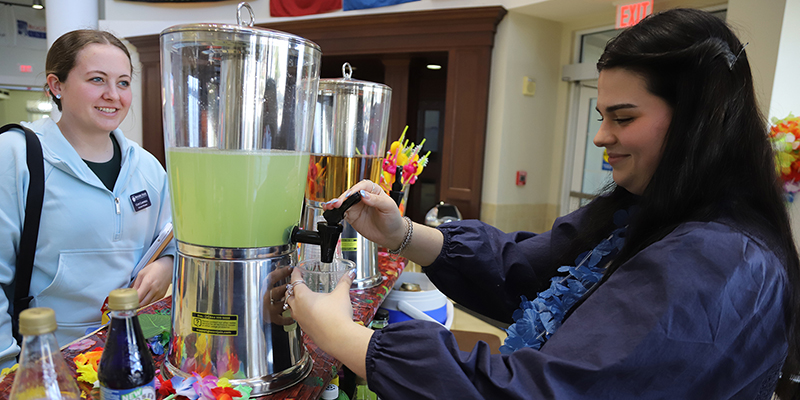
[
  {"xmin": 343, "ymin": 0, "xmax": 419, "ymax": 11},
  {"xmin": 270, "ymin": 0, "xmax": 342, "ymax": 17}
]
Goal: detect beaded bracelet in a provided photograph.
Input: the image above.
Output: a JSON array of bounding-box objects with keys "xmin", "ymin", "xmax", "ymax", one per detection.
[{"xmin": 389, "ymin": 216, "xmax": 413, "ymax": 255}]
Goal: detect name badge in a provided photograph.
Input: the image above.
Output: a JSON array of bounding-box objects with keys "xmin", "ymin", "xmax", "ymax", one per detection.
[{"xmin": 130, "ymin": 190, "xmax": 152, "ymax": 212}]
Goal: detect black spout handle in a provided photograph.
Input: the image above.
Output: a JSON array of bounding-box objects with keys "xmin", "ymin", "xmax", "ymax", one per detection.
[
  {"xmin": 389, "ymin": 165, "xmax": 404, "ymax": 206},
  {"xmin": 290, "ymin": 226, "xmax": 321, "ymax": 245},
  {"xmin": 322, "ymin": 191, "xmax": 362, "ymax": 226}
]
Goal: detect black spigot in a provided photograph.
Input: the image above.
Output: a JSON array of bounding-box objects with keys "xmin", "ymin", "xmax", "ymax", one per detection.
[
  {"xmin": 389, "ymin": 165, "xmax": 404, "ymax": 206},
  {"xmin": 291, "ymin": 192, "xmax": 362, "ymax": 263}
]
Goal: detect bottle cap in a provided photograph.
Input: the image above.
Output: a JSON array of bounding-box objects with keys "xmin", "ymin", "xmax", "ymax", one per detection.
[
  {"xmin": 107, "ymin": 288, "xmax": 140, "ymax": 311},
  {"xmin": 19, "ymin": 307, "xmax": 57, "ymax": 336},
  {"xmin": 321, "ymin": 384, "xmax": 339, "ymax": 400}
]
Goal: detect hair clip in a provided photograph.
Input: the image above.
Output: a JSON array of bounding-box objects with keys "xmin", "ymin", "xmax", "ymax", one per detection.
[{"xmin": 729, "ymin": 42, "xmax": 749, "ymax": 71}]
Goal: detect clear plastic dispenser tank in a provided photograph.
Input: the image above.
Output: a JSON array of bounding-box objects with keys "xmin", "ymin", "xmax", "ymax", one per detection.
[{"xmin": 159, "ymin": 3, "xmax": 321, "ymax": 395}]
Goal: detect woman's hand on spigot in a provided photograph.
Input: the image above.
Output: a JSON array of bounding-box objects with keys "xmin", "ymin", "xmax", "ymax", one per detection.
[
  {"xmin": 285, "ymin": 267, "xmax": 373, "ymax": 378},
  {"xmin": 322, "ymin": 180, "xmax": 406, "ymax": 250},
  {"xmin": 323, "ymin": 180, "xmax": 445, "ymax": 266}
]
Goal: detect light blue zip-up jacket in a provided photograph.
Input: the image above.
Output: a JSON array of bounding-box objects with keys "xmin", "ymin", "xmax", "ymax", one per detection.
[{"xmin": 0, "ymin": 118, "xmax": 176, "ymax": 368}]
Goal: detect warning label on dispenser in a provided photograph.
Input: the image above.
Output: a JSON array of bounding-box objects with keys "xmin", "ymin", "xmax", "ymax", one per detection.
[
  {"xmin": 340, "ymin": 237, "xmax": 357, "ymax": 252},
  {"xmin": 191, "ymin": 312, "xmax": 238, "ymax": 336}
]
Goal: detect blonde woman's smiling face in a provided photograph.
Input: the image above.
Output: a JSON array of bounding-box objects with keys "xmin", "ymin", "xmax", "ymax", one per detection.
[
  {"xmin": 593, "ymin": 68, "xmax": 673, "ymax": 195},
  {"xmin": 50, "ymin": 43, "xmax": 132, "ymax": 137}
]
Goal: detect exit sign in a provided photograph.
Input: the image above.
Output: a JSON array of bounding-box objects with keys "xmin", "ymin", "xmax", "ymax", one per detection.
[{"xmin": 616, "ymin": 0, "xmax": 653, "ymax": 29}]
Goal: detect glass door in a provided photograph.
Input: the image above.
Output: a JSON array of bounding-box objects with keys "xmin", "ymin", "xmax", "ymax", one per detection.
[{"xmin": 565, "ymin": 81, "xmax": 611, "ymax": 214}]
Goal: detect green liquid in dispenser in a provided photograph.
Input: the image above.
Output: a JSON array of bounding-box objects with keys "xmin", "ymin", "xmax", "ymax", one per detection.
[{"xmin": 167, "ymin": 148, "xmax": 310, "ymax": 248}]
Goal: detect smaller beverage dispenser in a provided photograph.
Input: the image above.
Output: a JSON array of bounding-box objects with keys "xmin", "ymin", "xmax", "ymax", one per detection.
[
  {"xmin": 160, "ymin": 3, "xmax": 319, "ymax": 394},
  {"xmin": 302, "ymin": 63, "xmax": 392, "ymax": 289}
]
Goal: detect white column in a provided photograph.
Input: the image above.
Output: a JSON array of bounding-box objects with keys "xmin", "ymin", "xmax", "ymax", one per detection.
[
  {"xmin": 45, "ymin": 0, "xmax": 99, "ymax": 49},
  {"xmin": 769, "ymin": 0, "xmax": 800, "ymax": 122},
  {"xmin": 44, "ymin": 0, "xmax": 99, "ymax": 121},
  {"xmin": 767, "ymin": 0, "xmax": 800, "ymax": 249},
  {"xmin": 726, "ymin": 0, "xmax": 787, "ymax": 114}
]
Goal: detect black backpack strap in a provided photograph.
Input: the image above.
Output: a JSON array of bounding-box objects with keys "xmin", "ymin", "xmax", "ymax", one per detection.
[{"xmin": 0, "ymin": 124, "xmax": 44, "ymax": 346}]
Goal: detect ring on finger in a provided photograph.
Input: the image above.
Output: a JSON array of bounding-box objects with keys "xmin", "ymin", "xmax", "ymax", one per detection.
[{"xmin": 285, "ymin": 279, "xmax": 306, "ymax": 297}]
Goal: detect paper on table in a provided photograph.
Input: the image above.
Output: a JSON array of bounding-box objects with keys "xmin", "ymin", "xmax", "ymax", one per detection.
[{"xmin": 131, "ymin": 222, "xmax": 173, "ymax": 280}]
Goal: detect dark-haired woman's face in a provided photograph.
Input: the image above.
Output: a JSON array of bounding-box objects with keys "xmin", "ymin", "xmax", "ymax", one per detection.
[{"xmin": 594, "ymin": 68, "xmax": 672, "ymax": 195}]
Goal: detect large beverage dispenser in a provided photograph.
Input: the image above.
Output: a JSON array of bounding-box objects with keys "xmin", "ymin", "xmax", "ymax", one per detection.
[
  {"xmin": 301, "ymin": 64, "xmax": 392, "ymax": 289},
  {"xmin": 159, "ymin": 4, "xmax": 320, "ymax": 394}
]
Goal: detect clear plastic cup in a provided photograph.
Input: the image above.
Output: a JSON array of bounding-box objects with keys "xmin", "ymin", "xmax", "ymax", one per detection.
[{"xmin": 298, "ymin": 258, "xmax": 355, "ymax": 293}]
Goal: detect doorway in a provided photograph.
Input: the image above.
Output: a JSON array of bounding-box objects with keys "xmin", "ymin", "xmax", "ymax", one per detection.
[
  {"xmin": 319, "ymin": 53, "xmax": 448, "ymax": 223},
  {"xmin": 565, "ymin": 82, "xmax": 610, "ymax": 214}
]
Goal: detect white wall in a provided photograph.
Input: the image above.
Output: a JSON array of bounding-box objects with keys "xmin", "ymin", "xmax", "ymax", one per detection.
[
  {"xmin": 483, "ymin": 11, "xmax": 562, "ymax": 206},
  {"xmin": 100, "ymin": 0, "xmax": 509, "ymax": 38},
  {"xmin": 769, "ymin": 0, "xmax": 800, "ymax": 122},
  {"xmin": 726, "ymin": 0, "xmax": 787, "ymax": 113}
]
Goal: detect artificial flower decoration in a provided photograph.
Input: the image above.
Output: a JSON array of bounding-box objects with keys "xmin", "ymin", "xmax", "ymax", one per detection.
[
  {"xmin": 210, "ymin": 386, "xmax": 242, "ymax": 400},
  {"xmin": 172, "ymin": 374, "xmax": 199, "ymax": 400},
  {"xmin": 379, "ymin": 126, "xmax": 430, "ymax": 192},
  {"xmin": 500, "ymin": 208, "xmax": 631, "ymax": 354},
  {"xmin": 73, "ymin": 348, "xmax": 103, "ymax": 386},
  {"xmin": 75, "ymin": 348, "xmax": 252, "ymax": 400},
  {"xmin": 0, "ymin": 363, "xmax": 17, "ymax": 380},
  {"xmin": 769, "ymin": 113, "xmax": 800, "ymax": 201},
  {"xmin": 156, "ymin": 373, "xmax": 176, "ymax": 398}
]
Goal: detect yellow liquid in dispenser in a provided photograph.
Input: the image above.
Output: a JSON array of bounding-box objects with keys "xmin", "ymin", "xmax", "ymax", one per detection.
[
  {"xmin": 305, "ymin": 154, "xmax": 382, "ymax": 202},
  {"xmin": 167, "ymin": 148, "xmax": 310, "ymax": 248}
]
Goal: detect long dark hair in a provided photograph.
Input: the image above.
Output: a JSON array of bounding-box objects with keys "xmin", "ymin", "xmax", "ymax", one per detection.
[{"xmin": 566, "ymin": 8, "xmax": 799, "ymax": 398}]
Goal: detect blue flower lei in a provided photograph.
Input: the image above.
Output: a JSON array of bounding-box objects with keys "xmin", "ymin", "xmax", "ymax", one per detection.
[{"xmin": 499, "ymin": 209, "xmax": 630, "ymax": 354}]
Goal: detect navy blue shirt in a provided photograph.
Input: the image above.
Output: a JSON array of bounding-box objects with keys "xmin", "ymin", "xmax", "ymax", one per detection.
[{"xmin": 366, "ymin": 207, "xmax": 787, "ymax": 399}]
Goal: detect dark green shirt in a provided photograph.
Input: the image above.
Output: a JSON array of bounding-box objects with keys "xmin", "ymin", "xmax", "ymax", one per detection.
[{"xmin": 83, "ymin": 134, "xmax": 121, "ymax": 191}]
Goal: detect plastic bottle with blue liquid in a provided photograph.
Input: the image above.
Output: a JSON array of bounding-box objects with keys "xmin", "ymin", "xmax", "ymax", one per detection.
[{"xmin": 97, "ymin": 288, "xmax": 156, "ymax": 400}]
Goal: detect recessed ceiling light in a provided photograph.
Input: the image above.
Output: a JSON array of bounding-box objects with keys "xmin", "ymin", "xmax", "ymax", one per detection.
[{"xmin": 426, "ymin": 64, "xmax": 442, "ymax": 70}]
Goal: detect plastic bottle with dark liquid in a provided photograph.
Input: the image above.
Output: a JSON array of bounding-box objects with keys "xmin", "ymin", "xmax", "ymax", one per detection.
[{"xmin": 97, "ymin": 288, "xmax": 156, "ymax": 400}]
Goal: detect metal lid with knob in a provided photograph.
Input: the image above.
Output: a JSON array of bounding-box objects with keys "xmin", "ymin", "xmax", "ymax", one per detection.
[
  {"xmin": 107, "ymin": 288, "xmax": 141, "ymax": 311},
  {"xmin": 160, "ymin": 2, "xmax": 320, "ymax": 52},
  {"xmin": 312, "ymin": 62, "xmax": 392, "ymax": 158},
  {"xmin": 18, "ymin": 307, "xmax": 57, "ymax": 336}
]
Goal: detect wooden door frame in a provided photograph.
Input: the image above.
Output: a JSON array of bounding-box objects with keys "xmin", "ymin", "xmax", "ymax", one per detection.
[{"xmin": 127, "ymin": 6, "xmax": 506, "ymax": 220}]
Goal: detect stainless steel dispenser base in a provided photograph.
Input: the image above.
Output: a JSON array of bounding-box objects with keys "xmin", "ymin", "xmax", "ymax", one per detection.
[
  {"xmin": 165, "ymin": 243, "xmax": 311, "ymax": 396},
  {"xmin": 161, "ymin": 353, "xmax": 312, "ymax": 395},
  {"xmin": 351, "ymin": 274, "xmax": 384, "ymax": 289}
]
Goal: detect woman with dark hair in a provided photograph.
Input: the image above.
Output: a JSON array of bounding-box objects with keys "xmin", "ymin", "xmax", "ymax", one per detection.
[
  {"xmin": 0, "ymin": 30, "xmax": 175, "ymax": 368},
  {"xmin": 285, "ymin": 8, "xmax": 798, "ymax": 399}
]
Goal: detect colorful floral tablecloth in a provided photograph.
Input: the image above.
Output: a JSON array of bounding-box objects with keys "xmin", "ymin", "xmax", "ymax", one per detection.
[{"xmin": 0, "ymin": 254, "xmax": 405, "ymax": 400}]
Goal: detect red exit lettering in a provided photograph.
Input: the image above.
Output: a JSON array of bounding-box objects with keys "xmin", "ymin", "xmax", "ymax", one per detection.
[
  {"xmin": 19, "ymin": 65, "xmax": 33, "ymax": 73},
  {"xmin": 616, "ymin": 0, "xmax": 653, "ymax": 29}
]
